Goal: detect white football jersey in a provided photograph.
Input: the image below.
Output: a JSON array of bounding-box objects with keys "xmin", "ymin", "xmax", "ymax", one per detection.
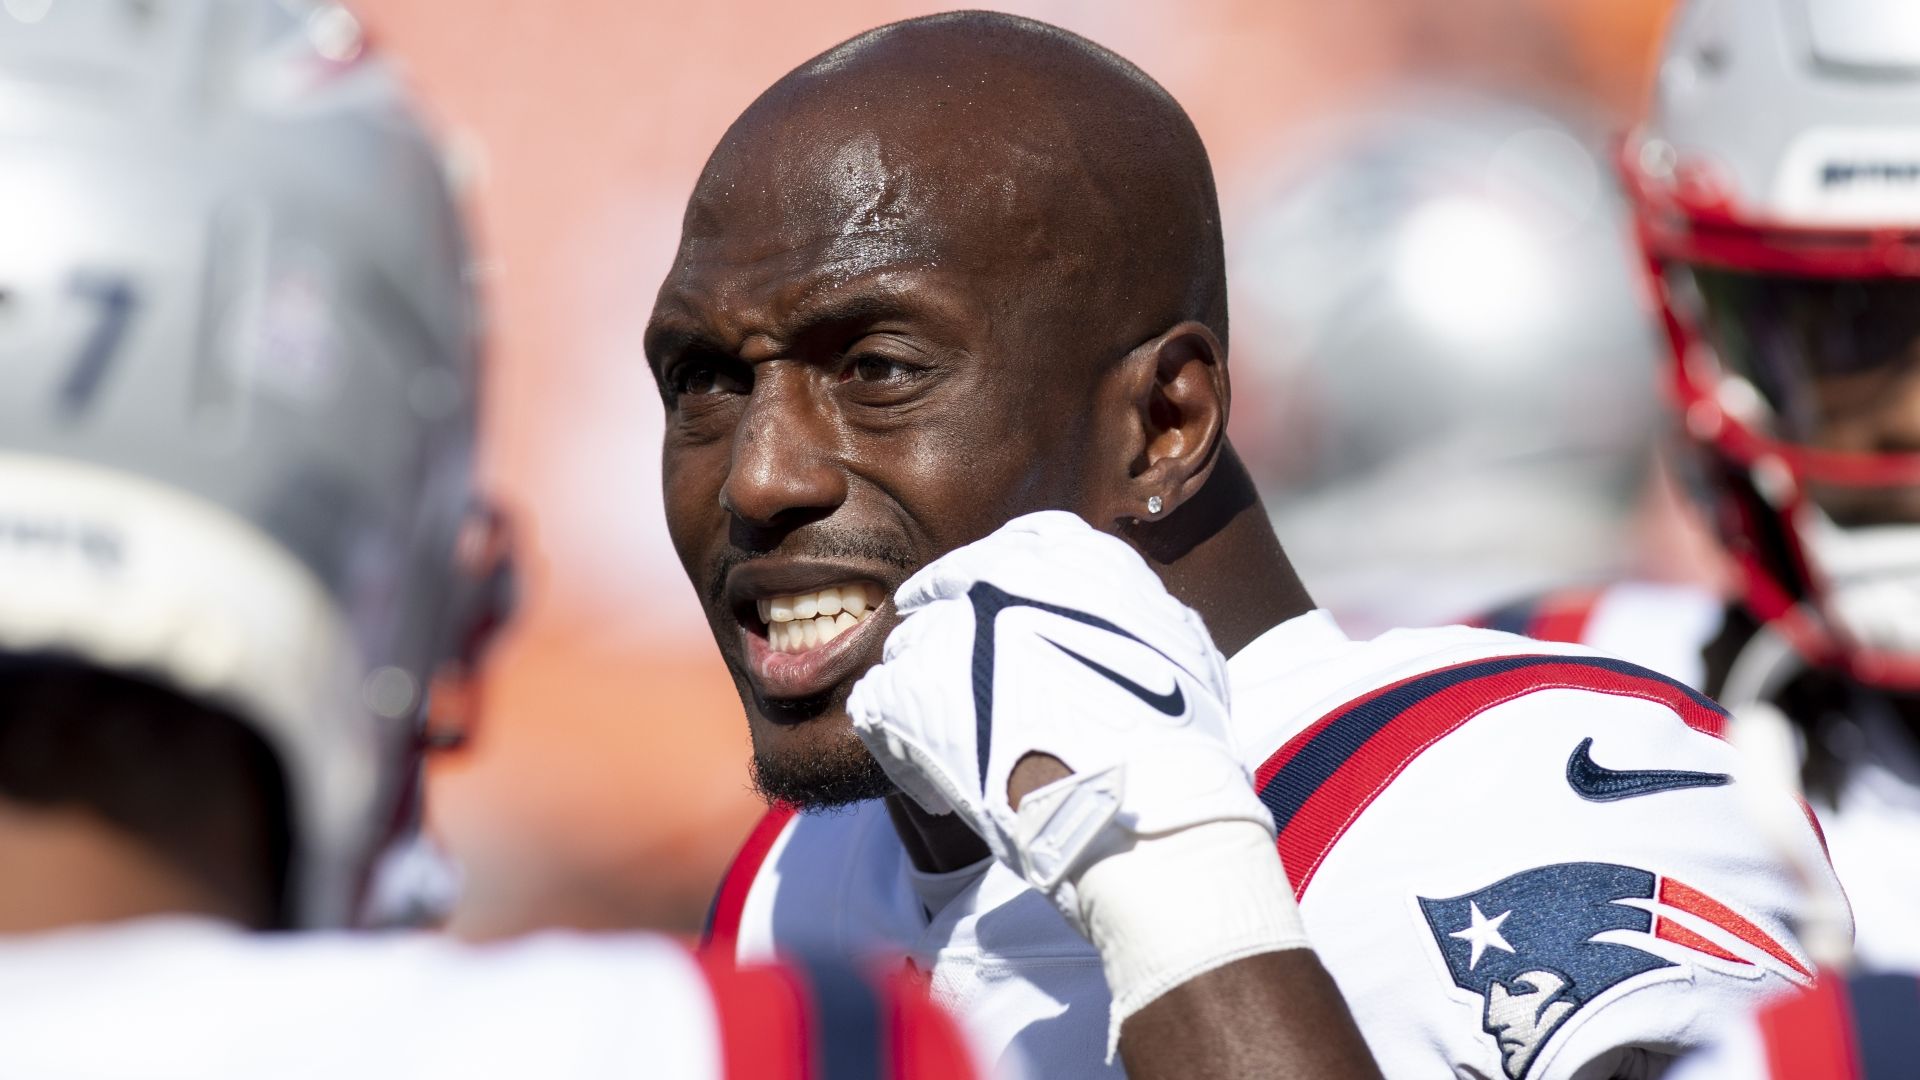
[
  {"xmin": 1491, "ymin": 582, "xmax": 1920, "ymax": 972},
  {"xmin": 0, "ymin": 918, "xmax": 990, "ymax": 1080},
  {"xmin": 714, "ymin": 610, "xmax": 1844, "ymax": 1080}
]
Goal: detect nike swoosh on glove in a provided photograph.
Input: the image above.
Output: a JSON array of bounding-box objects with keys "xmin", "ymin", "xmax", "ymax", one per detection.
[{"xmin": 847, "ymin": 509, "xmax": 1275, "ymax": 933}]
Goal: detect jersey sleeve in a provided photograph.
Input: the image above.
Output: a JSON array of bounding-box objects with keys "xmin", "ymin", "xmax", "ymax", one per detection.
[
  {"xmin": 1660, "ymin": 1020, "xmax": 1767, "ymax": 1080},
  {"xmin": 1265, "ymin": 650, "xmax": 1848, "ymax": 1080}
]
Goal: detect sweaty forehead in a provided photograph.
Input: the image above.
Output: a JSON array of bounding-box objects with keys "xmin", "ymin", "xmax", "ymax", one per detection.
[{"xmin": 678, "ymin": 67, "xmax": 1079, "ymax": 289}]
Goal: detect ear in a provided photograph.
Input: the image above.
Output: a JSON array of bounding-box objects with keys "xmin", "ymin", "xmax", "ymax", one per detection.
[
  {"xmin": 1097, "ymin": 320, "xmax": 1229, "ymax": 526},
  {"xmin": 421, "ymin": 502, "xmax": 519, "ymax": 752}
]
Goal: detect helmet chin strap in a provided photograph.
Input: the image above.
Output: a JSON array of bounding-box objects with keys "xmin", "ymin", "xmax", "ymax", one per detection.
[{"xmin": 1799, "ymin": 512, "xmax": 1920, "ymax": 656}]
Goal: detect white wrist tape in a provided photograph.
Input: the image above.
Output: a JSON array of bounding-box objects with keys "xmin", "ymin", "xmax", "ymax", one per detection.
[{"xmin": 1074, "ymin": 819, "xmax": 1310, "ymax": 1060}]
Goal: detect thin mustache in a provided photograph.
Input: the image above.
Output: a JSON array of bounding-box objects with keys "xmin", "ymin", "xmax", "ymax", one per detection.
[{"xmin": 705, "ymin": 536, "xmax": 919, "ymax": 608}]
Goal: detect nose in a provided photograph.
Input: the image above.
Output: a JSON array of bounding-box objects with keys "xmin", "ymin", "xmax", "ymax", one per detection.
[
  {"xmin": 720, "ymin": 364, "xmax": 847, "ymax": 530},
  {"xmin": 1866, "ymin": 354, "xmax": 1920, "ymax": 455}
]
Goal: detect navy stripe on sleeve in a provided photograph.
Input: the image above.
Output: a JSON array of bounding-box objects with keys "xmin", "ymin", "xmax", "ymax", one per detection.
[
  {"xmin": 1259, "ymin": 654, "xmax": 1724, "ymax": 834},
  {"xmin": 1850, "ymin": 971, "xmax": 1920, "ymax": 1080},
  {"xmin": 790, "ymin": 952, "xmax": 884, "ymax": 1080}
]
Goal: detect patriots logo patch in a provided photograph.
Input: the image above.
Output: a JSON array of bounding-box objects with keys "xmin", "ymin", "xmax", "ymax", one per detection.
[{"xmin": 1419, "ymin": 862, "xmax": 1811, "ymax": 1080}]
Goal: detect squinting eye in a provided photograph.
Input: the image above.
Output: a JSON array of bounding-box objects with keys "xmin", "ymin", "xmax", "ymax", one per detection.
[
  {"xmin": 678, "ymin": 364, "xmax": 718, "ymax": 395},
  {"xmin": 671, "ymin": 359, "xmax": 745, "ymax": 398},
  {"xmin": 850, "ymin": 355, "xmax": 908, "ymax": 382}
]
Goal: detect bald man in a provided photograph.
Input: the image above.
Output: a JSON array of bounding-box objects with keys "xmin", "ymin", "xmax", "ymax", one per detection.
[{"xmin": 653, "ymin": 13, "xmax": 1842, "ymax": 1080}]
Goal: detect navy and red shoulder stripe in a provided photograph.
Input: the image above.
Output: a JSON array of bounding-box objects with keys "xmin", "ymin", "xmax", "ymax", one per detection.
[
  {"xmin": 1755, "ymin": 971, "xmax": 1920, "ymax": 1079},
  {"xmin": 1253, "ymin": 653, "xmax": 1726, "ymax": 898},
  {"xmin": 703, "ymin": 802, "xmax": 798, "ymax": 951}
]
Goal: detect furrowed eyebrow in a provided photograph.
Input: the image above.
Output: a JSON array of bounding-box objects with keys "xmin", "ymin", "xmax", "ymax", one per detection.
[
  {"xmin": 788, "ymin": 294, "xmax": 916, "ymax": 335},
  {"xmin": 645, "ymin": 287, "xmax": 931, "ymax": 375},
  {"xmin": 758, "ymin": 295, "xmax": 926, "ymax": 356},
  {"xmin": 643, "ymin": 322, "xmax": 717, "ymax": 375}
]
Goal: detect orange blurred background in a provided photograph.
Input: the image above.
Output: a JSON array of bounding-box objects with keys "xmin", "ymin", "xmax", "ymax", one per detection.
[{"xmin": 350, "ymin": 0, "xmax": 1674, "ymax": 937}]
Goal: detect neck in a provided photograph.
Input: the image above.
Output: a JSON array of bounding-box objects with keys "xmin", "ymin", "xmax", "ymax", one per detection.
[
  {"xmin": 0, "ymin": 797, "xmax": 238, "ymax": 934},
  {"xmin": 885, "ymin": 793, "xmax": 995, "ymax": 873},
  {"xmin": 887, "ymin": 442, "xmax": 1312, "ymax": 874}
]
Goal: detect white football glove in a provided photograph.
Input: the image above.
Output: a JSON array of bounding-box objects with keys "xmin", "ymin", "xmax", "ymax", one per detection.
[
  {"xmin": 850, "ymin": 512, "xmax": 1307, "ymax": 1051},
  {"xmin": 847, "ymin": 510, "xmax": 1275, "ymax": 925}
]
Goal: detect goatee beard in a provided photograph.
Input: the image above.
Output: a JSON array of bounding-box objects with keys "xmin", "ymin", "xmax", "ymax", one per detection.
[{"xmin": 748, "ymin": 734, "xmax": 897, "ymax": 810}]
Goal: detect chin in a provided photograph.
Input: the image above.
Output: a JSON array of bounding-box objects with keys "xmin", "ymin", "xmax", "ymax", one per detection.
[{"xmin": 747, "ymin": 704, "xmax": 896, "ymax": 810}]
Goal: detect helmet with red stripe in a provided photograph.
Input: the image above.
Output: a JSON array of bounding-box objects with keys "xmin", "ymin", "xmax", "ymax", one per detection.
[{"xmin": 1623, "ymin": 0, "xmax": 1920, "ymax": 689}]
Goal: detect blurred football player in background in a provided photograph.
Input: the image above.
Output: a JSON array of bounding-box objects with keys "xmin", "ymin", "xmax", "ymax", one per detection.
[
  {"xmin": 0, "ymin": 3, "xmax": 984, "ymax": 1076},
  {"xmin": 1506, "ymin": 0, "xmax": 1920, "ymax": 970},
  {"xmin": 0, "ymin": 0, "xmax": 494, "ymax": 937},
  {"xmin": 1229, "ymin": 92, "xmax": 1682, "ymax": 637}
]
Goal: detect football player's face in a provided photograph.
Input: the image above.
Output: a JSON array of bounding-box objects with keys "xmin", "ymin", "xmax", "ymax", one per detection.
[
  {"xmin": 647, "ymin": 119, "xmax": 1109, "ymax": 806},
  {"xmin": 1687, "ymin": 267, "xmax": 1920, "ymax": 523},
  {"xmin": 1801, "ymin": 336, "xmax": 1920, "ymax": 525}
]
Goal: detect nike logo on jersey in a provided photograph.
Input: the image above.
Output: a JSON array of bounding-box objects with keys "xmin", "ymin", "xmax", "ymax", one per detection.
[
  {"xmin": 1037, "ymin": 635, "xmax": 1186, "ymax": 716},
  {"xmin": 1564, "ymin": 737, "xmax": 1730, "ymax": 803},
  {"xmin": 967, "ymin": 581, "xmax": 1195, "ymax": 792}
]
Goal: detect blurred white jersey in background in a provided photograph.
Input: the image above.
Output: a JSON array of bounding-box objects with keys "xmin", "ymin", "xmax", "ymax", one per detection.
[{"xmin": 0, "ymin": 919, "xmax": 993, "ymax": 1080}]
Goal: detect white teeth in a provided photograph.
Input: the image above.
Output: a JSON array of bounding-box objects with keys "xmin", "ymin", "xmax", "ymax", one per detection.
[{"xmin": 759, "ymin": 583, "xmax": 884, "ymax": 653}]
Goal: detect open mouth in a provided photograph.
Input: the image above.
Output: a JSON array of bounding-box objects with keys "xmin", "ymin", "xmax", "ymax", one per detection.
[
  {"xmin": 737, "ymin": 581, "xmax": 894, "ymax": 702},
  {"xmin": 757, "ymin": 583, "xmax": 886, "ymax": 653}
]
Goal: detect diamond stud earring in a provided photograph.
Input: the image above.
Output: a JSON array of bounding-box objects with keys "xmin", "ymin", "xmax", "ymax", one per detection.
[{"xmin": 1146, "ymin": 495, "xmax": 1163, "ymax": 515}]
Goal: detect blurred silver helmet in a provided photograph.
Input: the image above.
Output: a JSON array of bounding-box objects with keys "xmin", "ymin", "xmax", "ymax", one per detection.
[
  {"xmin": 1231, "ymin": 90, "xmax": 1664, "ymax": 634},
  {"xmin": 1625, "ymin": 0, "xmax": 1920, "ymax": 690},
  {"xmin": 0, "ymin": 0, "xmax": 504, "ymax": 926}
]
